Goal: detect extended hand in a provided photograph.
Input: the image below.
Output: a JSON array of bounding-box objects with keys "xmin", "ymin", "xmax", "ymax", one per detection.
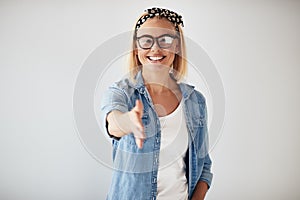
[{"xmin": 128, "ymin": 99, "xmax": 145, "ymax": 149}]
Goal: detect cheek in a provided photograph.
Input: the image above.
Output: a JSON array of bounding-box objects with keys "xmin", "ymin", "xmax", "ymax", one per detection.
[
  {"xmin": 165, "ymin": 50, "xmax": 176, "ymax": 60},
  {"xmin": 137, "ymin": 50, "xmax": 148, "ymax": 62},
  {"xmin": 166, "ymin": 54, "xmax": 176, "ymax": 64},
  {"xmin": 137, "ymin": 49, "xmax": 145, "ymax": 55}
]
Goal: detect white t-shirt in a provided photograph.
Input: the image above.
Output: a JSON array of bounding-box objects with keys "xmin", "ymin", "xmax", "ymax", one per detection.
[{"xmin": 157, "ymin": 100, "xmax": 189, "ymax": 200}]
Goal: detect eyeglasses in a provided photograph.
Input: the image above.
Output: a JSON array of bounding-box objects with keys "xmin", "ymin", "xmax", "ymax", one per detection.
[{"xmin": 136, "ymin": 34, "xmax": 178, "ymax": 50}]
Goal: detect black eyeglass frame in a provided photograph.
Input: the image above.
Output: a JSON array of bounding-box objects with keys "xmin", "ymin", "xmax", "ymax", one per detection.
[{"xmin": 135, "ymin": 34, "xmax": 179, "ymax": 50}]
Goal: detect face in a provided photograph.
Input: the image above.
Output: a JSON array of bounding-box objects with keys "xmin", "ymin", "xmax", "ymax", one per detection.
[{"xmin": 135, "ymin": 17, "xmax": 179, "ymax": 72}]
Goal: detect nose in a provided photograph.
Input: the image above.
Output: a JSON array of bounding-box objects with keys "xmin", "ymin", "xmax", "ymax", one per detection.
[{"xmin": 151, "ymin": 40, "xmax": 161, "ymax": 51}]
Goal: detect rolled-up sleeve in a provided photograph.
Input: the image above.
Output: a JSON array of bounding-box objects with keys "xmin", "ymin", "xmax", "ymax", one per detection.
[
  {"xmin": 100, "ymin": 84, "xmax": 129, "ymax": 138},
  {"xmin": 199, "ymin": 154, "xmax": 213, "ymax": 188}
]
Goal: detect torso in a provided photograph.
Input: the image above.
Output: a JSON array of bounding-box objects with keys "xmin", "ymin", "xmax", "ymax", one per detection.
[{"xmin": 146, "ymin": 84, "xmax": 182, "ymax": 117}]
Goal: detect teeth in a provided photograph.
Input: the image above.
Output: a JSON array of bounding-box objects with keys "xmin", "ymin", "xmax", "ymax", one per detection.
[{"xmin": 149, "ymin": 56, "xmax": 163, "ymax": 61}]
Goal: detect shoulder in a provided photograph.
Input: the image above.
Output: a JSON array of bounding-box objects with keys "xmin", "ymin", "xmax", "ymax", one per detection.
[
  {"xmin": 179, "ymin": 82, "xmax": 206, "ymax": 105},
  {"xmin": 180, "ymin": 82, "xmax": 208, "ymax": 121},
  {"xmin": 193, "ymin": 89, "xmax": 206, "ymax": 105},
  {"xmin": 106, "ymin": 76, "xmax": 138, "ymax": 96},
  {"xmin": 104, "ymin": 77, "xmax": 138, "ymax": 105},
  {"xmin": 109, "ymin": 77, "xmax": 133, "ymax": 90}
]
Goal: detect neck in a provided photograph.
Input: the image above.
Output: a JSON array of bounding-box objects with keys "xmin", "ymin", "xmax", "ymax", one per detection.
[{"xmin": 142, "ymin": 68, "xmax": 177, "ymax": 94}]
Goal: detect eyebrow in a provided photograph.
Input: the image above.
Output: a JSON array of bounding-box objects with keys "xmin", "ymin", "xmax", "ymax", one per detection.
[{"xmin": 136, "ymin": 34, "xmax": 177, "ymax": 38}]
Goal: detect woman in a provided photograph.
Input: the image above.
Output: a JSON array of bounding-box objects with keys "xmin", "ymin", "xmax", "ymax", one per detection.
[{"xmin": 101, "ymin": 7, "xmax": 213, "ymax": 200}]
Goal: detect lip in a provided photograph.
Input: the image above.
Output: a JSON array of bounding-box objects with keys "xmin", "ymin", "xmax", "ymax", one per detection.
[{"xmin": 147, "ymin": 55, "xmax": 166, "ymax": 63}]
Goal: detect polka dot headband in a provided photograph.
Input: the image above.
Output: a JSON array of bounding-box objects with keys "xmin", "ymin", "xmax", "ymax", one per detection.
[{"xmin": 135, "ymin": 7, "xmax": 184, "ymax": 32}]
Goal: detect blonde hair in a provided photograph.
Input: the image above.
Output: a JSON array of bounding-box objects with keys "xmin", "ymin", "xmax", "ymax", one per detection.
[{"xmin": 128, "ymin": 14, "xmax": 187, "ymax": 82}]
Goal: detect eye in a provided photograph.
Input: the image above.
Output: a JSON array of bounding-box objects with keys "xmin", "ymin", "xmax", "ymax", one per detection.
[
  {"xmin": 138, "ymin": 36, "xmax": 154, "ymax": 48},
  {"xmin": 158, "ymin": 36, "xmax": 173, "ymax": 44},
  {"xmin": 158, "ymin": 35, "xmax": 175, "ymax": 48},
  {"xmin": 144, "ymin": 39, "xmax": 152, "ymax": 44}
]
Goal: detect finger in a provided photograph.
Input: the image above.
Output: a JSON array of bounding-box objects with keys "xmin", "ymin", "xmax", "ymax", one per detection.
[
  {"xmin": 135, "ymin": 138, "xmax": 144, "ymax": 149},
  {"xmin": 133, "ymin": 100, "xmax": 144, "ymax": 132},
  {"xmin": 137, "ymin": 119, "xmax": 144, "ymax": 133},
  {"xmin": 130, "ymin": 112, "xmax": 144, "ymax": 133},
  {"xmin": 133, "ymin": 126, "xmax": 145, "ymax": 139}
]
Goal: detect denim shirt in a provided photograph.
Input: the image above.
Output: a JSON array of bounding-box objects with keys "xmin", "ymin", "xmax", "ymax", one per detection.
[{"xmin": 100, "ymin": 71, "xmax": 213, "ymax": 200}]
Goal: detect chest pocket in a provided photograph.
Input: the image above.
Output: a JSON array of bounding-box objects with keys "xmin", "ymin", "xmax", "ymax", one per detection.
[
  {"xmin": 191, "ymin": 116, "xmax": 205, "ymax": 129},
  {"xmin": 185, "ymin": 99, "xmax": 206, "ymax": 130}
]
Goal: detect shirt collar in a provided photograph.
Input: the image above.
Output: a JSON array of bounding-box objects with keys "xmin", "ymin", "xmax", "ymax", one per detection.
[{"xmin": 130, "ymin": 70, "xmax": 195, "ymax": 100}]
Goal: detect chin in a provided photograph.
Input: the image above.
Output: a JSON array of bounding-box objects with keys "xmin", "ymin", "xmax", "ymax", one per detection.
[{"xmin": 143, "ymin": 63, "xmax": 171, "ymax": 73}]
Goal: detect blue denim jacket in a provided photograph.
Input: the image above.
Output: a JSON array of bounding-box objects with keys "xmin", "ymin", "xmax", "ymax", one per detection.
[{"xmin": 101, "ymin": 71, "xmax": 213, "ymax": 200}]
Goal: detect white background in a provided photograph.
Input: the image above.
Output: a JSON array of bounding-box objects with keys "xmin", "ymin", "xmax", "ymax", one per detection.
[{"xmin": 1, "ymin": 0, "xmax": 300, "ymax": 199}]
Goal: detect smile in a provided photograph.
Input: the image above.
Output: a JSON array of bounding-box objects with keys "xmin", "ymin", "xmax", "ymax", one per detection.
[{"xmin": 147, "ymin": 56, "xmax": 166, "ymax": 61}]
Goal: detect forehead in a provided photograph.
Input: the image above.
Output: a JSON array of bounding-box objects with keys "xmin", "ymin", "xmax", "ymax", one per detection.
[{"xmin": 136, "ymin": 17, "xmax": 177, "ymax": 37}]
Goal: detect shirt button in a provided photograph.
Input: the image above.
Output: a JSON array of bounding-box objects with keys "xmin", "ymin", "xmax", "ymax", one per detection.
[{"xmin": 139, "ymin": 88, "xmax": 145, "ymax": 94}]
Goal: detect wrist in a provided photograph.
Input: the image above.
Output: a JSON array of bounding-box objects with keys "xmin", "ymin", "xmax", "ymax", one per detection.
[{"xmin": 107, "ymin": 111, "xmax": 131, "ymax": 137}]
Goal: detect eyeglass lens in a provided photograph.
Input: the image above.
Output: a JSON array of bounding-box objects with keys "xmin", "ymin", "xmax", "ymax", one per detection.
[{"xmin": 137, "ymin": 35, "xmax": 176, "ymax": 49}]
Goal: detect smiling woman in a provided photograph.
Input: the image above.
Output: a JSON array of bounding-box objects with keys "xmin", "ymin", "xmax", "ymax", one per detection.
[
  {"xmin": 129, "ymin": 9, "xmax": 187, "ymax": 82},
  {"xmin": 100, "ymin": 7, "xmax": 213, "ymax": 200}
]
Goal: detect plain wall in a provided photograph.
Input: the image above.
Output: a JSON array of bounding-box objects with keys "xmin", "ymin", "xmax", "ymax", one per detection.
[{"xmin": 0, "ymin": 0, "xmax": 299, "ymax": 199}]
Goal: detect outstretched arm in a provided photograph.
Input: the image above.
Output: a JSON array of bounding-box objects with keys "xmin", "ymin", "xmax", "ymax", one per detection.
[{"xmin": 106, "ymin": 99, "xmax": 145, "ymax": 148}]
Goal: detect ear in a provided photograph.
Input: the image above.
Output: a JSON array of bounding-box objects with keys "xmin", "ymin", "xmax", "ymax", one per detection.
[{"xmin": 134, "ymin": 48, "xmax": 138, "ymax": 55}]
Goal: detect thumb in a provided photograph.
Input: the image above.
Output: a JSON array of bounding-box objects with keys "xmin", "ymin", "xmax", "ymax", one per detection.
[{"xmin": 134, "ymin": 99, "xmax": 143, "ymax": 117}]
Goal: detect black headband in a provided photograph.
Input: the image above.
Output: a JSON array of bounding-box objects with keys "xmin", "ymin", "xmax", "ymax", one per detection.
[{"xmin": 135, "ymin": 7, "xmax": 184, "ymax": 32}]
